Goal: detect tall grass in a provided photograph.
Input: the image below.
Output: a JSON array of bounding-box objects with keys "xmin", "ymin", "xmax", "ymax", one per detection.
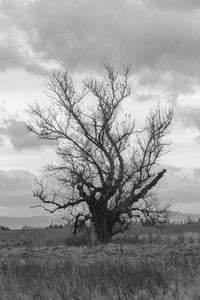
[
  {"xmin": 0, "ymin": 253, "xmax": 199, "ymax": 300},
  {"xmin": 1, "ymin": 224, "xmax": 200, "ymax": 299}
]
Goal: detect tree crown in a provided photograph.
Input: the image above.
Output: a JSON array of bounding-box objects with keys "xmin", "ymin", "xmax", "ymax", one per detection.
[{"xmin": 29, "ymin": 66, "xmax": 173, "ymax": 241}]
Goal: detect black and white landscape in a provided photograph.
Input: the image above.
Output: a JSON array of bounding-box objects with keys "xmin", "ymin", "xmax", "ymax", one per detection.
[{"xmin": 0, "ymin": 0, "xmax": 200, "ymax": 299}]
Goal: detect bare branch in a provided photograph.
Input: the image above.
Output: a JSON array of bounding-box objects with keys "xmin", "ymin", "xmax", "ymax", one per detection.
[{"xmin": 29, "ymin": 65, "xmax": 173, "ymax": 243}]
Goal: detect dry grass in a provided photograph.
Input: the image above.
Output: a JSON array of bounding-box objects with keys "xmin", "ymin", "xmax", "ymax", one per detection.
[
  {"xmin": 0, "ymin": 227, "xmax": 71, "ymax": 248},
  {"xmin": 0, "ymin": 223, "xmax": 200, "ymax": 299},
  {"xmin": 0, "ymin": 253, "xmax": 199, "ymax": 300}
]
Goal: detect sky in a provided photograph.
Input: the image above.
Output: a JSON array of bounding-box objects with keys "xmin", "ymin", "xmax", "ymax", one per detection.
[{"xmin": 0, "ymin": 0, "xmax": 200, "ymax": 217}]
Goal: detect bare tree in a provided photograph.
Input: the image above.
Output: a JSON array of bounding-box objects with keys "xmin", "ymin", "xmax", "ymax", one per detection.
[{"xmin": 29, "ymin": 65, "xmax": 173, "ymax": 243}]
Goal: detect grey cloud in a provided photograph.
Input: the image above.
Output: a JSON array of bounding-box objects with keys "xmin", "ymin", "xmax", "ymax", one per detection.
[
  {"xmin": 177, "ymin": 107, "xmax": 200, "ymax": 130},
  {"xmin": 164, "ymin": 165, "xmax": 182, "ymax": 174},
  {"xmin": 0, "ymin": 118, "xmax": 50, "ymax": 150},
  {"xmin": 193, "ymin": 168, "xmax": 200, "ymax": 177},
  {"xmin": 1, "ymin": 0, "xmax": 200, "ymax": 96},
  {"xmin": 135, "ymin": 93, "xmax": 159, "ymax": 102},
  {"xmin": 194, "ymin": 135, "xmax": 200, "ymax": 144},
  {"xmin": 143, "ymin": 0, "xmax": 200, "ymax": 11},
  {"xmin": 27, "ymin": 1, "xmax": 200, "ymax": 80},
  {"xmin": 0, "ymin": 169, "xmax": 35, "ymax": 207},
  {"xmin": 0, "ymin": 40, "xmax": 49, "ymax": 75},
  {"xmin": 176, "ymin": 106, "xmax": 200, "ymax": 144},
  {"xmin": 0, "ymin": 169, "xmax": 33, "ymax": 193},
  {"xmin": 157, "ymin": 171, "xmax": 200, "ymax": 206},
  {"xmin": 0, "ymin": 5, "xmax": 50, "ymax": 75},
  {"xmin": 0, "ymin": 42, "xmax": 23, "ymax": 72}
]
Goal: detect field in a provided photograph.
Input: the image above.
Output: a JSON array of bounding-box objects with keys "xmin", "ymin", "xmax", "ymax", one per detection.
[{"xmin": 0, "ymin": 223, "xmax": 200, "ymax": 299}]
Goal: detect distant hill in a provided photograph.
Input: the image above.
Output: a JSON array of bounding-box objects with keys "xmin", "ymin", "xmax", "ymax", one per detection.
[
  {"xmin": 0, "ymin": 215, "xmax": 62, "ymax": 229},
  {"xmin": 0, "ymin": 211, "xmax": 200, "ymax": 229},
  {"xmin": 169, "ymin": 211, "xmax": 200, "ymax": 224}
]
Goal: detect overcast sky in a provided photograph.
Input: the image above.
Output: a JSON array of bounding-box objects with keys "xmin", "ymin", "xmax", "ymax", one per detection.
[{"xmin": 0, "ymin": 0, "xmax": 200, "ymax": 217}]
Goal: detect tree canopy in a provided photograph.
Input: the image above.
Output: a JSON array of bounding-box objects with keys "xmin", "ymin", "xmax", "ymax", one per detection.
[{"xmin": 29, "ymin": 66, "xmax": 173, "ymax": 243}]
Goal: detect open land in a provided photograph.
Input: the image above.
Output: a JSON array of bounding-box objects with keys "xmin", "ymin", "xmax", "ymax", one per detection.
[{"xmin": 0, "ymin": 224, "xmax": 200, "ymax": 299}]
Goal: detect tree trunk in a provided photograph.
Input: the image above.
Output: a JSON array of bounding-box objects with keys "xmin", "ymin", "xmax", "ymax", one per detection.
[{"xmin": 93, "ymin": 214, "xmax": 113, "ymax": 243}]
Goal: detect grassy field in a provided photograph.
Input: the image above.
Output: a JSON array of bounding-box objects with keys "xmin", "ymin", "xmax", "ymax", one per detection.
[{"xmin": 0, "ymin": 223, "xmax": 200, "ymax": 299}]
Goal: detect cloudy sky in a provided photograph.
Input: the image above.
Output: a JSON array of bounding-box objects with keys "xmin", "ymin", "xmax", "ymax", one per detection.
[{"xmin": 0, "ymin": 0, "xmax": 200, "ymax": 217}]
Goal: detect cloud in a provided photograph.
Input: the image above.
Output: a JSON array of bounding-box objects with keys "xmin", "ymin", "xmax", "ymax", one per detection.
[
  {"xmin": 164, "ymin": 165, "xmax": 182, "ymax": 174},
  {"xmin": 193, "ymin": 168, "xmax": 200, "ymax": 177},
  {"xmin": 0, "ymin": 169, "xmax": 35, "ymax": 208},
  {"xmin": 1, "ymin": 0, "xmax": 200, "ymax": 96},
  {"xmin": 0, "ymin": 118, "xmax": 50, "ymax": 150},
  {"xmin": 143, "ymin": 0, "xmax": 200, "ymax": 11},
  {"xmin": 135, "ymin": 92, "xmax": 159, "ymax": 102},
  {"xmin": 0, "ymin": 5, "xmax": 54, "ymax": 75},
  {"xmin": 157, "ymin": 170, "xmax": 200, "ymax": 209},
  {"xmin": 0, "ymin": 39, "xmax": 47, "ymax": 75},
  {"xmin": 0, "ymin": 169, "xmax": 67, "ymax": 217},
  {"xmin": 177, "ymin": 107, "xmax": 200, "ymax": 131},
  {"xmin": 194, "ymin": 135, "xmax": 200, "ymax": 144}
]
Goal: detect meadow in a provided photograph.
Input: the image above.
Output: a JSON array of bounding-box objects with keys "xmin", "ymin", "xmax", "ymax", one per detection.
[{"xmin": 0, "ymin": 223, "xmax": 200, "ymax": 299}]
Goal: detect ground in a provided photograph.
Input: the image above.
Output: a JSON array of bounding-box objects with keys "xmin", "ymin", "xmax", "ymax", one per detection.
[{"xmin": 0, "ymin": 223, "xmax": 200, "ymax": 299}]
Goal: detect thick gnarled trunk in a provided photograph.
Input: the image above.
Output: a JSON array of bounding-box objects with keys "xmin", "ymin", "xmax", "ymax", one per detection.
[{"xmin": 93, "ymin": 214, "xmax": 113, "ymax": 243}]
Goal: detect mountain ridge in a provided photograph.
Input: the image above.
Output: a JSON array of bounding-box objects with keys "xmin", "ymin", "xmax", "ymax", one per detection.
[
  {"xmin": 0, "ymin": 215, "xmax": 61, "ymax": 229},
  {"xmin": 0, "ymin": 211, "xmax": 200, "ymax": 229}
]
